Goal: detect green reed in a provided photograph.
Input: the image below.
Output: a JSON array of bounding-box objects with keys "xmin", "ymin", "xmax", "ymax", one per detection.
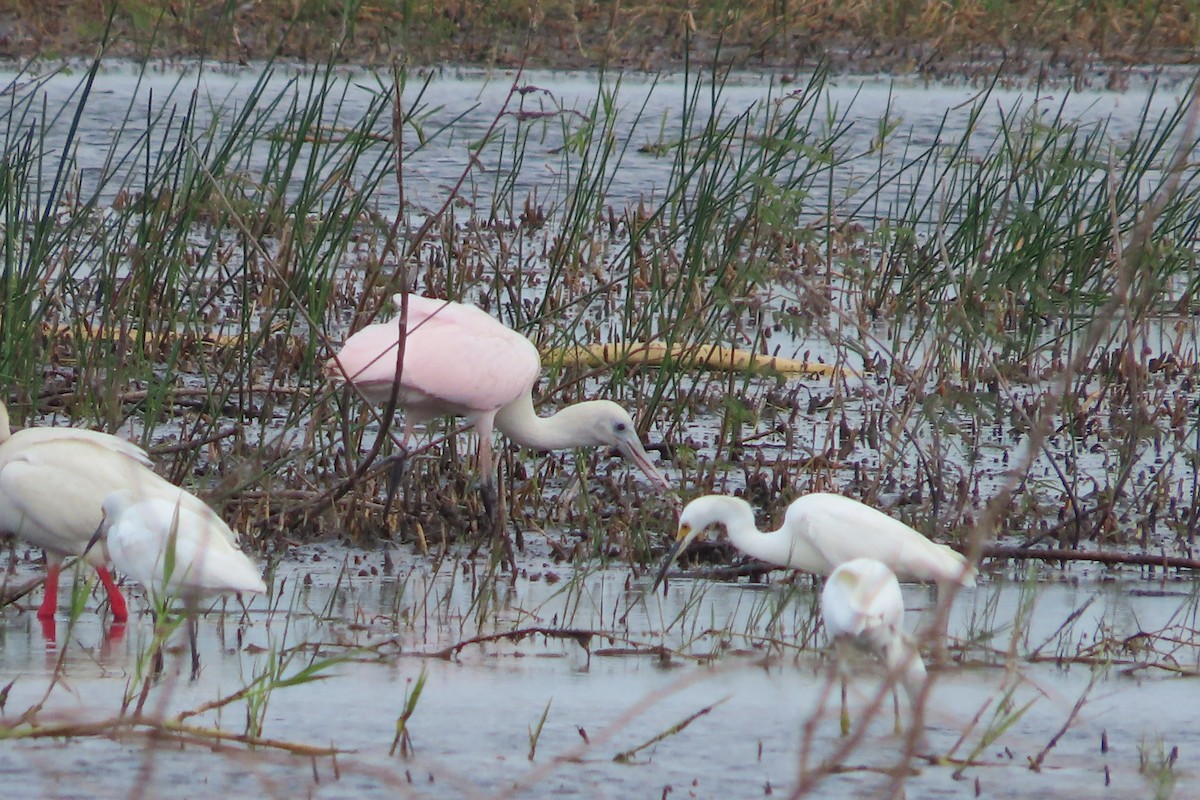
[{"xmin": 0, "ymin": 50, "xmax": 1197, "ymax": 556}]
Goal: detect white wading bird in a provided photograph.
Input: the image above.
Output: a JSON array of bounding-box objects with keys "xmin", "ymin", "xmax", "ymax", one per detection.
[
  {"xmin": 88, "ymin": 489, "xmax": 267, "ymax": 679},
  {"xmin": 0, "ymin": 400, "xmax": 236, "ymax": 625},
  {"xmin": 822, "ymin": 557, "xmax": 927, "ymax": 736},
  {"xmin": 652, "ymin": 493, "xmax": 976, "ymax": 590}
]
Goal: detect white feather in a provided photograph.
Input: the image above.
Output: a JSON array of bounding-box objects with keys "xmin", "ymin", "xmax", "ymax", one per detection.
[{"xmin": 101, "ymin": 490, "xmax": 266, "ymax": 601}]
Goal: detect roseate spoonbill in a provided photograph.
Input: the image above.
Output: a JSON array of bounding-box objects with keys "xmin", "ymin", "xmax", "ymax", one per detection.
[
  {"xmin": 88, "ymin": 489, "xmax": 266, "ymax": 679},
  {"xmin": 0, "ymin": 401, "xmax": 236, "ymax": 624},
  {"xmin": 652, "ymin": 493, "xmax": 976, "ymax": 590},
  {"xmin": 822, "ymin": 557, "xmax": 926, "ymax": 735},
  {"xmin": 327, "ymin": 294, "xmax": 670, "ymax": 519}
]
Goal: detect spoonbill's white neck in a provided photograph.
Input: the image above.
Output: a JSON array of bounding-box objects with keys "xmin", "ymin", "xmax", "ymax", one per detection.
[{"xmin": 494, "ymin": 393, "xmax": 609, "ymax": 451}]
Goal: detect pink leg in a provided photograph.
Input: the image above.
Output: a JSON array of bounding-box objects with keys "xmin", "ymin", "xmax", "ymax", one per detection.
[
  {"xmin": 94, "ymin": 566, "xmax": 128, "ymax": 623},
  {"xmin": 37, "ymin": 561, "xmax": 61, "ymax": 620},
  {"xmin": 475, "ymin": 421, "xmax": 495, "ymax": 489}
]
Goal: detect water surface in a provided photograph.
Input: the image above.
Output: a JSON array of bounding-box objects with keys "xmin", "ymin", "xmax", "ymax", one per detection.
[{"xmin": 2, "ymin": 547, "xmax": 1195, "ymax": 798}]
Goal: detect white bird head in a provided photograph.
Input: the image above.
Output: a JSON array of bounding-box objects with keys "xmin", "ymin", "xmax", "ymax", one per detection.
[
  {"xmin": 100, "ymin": 489, "xmax": 139, "ymax": 521},
  {"xmin": 651, "ymin": 495, "xmax": 754, "ymax": 591},
  {"xmin": 568, "ymin": 400, "xmax": 670, "ymax": 492},
  {"xmin": 83, "ymin": 489, "xmax": 138, "ymax": 561}
]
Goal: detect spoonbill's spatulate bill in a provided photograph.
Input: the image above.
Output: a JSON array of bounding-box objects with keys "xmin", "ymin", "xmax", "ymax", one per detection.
[
  {"xmin": 328, "ymin": 294, "xmax": 670, "ymax": 505},
  {"xmin": 0, "ymin": 401, "xmax": 221, "ymax": 624},
  {"xmin": 652, "ymin": 492, "xmax": 976, "ymax": 590},
  {"xmin": 822, "ymin": 557, "xmax": 927, "ymax": 735}
]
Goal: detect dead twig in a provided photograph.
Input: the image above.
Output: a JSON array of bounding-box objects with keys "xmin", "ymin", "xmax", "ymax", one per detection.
[
  {"xmin": 430, "ymin": 626, "xmax": 595, "ymax": 660},
  {"xmin": 0, "ymin": 575, "xmax": 45, "ymax": 608},
  {"xmin": 981, "ymin": 545, "xmax": 1200, "ymax": 572},
  {"xmin": 0, "ymin": 714, "xmax": 343, "ymax": 757}
]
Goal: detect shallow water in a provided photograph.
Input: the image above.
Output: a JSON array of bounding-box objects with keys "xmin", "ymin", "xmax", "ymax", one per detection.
[
  {"xmin": 2, "ymin": 549, "xmax": 1196, "ymax": 798},
  {"xmin": 2, "ymin": 62, "xmax": 1191, "ymax": 221}
]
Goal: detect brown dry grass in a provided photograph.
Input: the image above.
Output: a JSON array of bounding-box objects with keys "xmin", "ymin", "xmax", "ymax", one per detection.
[{"xmin": 1, "ymin": 0, "xmax": 1197, "ymax": 74}]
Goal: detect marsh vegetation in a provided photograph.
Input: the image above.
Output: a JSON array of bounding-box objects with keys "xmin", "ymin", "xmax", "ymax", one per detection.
[{"xmin": 0, "ymin": 46, "xmax": 1197, "ymax": 797}]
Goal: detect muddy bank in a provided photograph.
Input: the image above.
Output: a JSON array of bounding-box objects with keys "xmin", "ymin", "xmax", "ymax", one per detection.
[{"xmin": 2, "ymin": 1, "xmax": 1198, "ymax": 84}]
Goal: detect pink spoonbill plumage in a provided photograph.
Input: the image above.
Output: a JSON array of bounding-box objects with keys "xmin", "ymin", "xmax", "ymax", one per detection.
[{"xmin": 327, "ymin": 293, "xmax": 670, "ymax": 518}]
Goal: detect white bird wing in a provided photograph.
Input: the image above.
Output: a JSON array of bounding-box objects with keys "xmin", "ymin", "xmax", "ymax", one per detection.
[
  {"xmin": 7, "ymin": 426, "xmax": 152, "ymax": 466},
  {"xmin": 822, "ymin": 559, "xmax": 904, "ymax": 639},
  {"xmin": 138, "ymin": 482, "xmax": 241, "ymax": 547},
  {"xmin": 791, "ymin": 494, "xmax": 971, "ymax": 584},
  {"xmin": 109, "ymin": 500, "xmax": 264, "ymax": 596},
  {"xmin": 105, "ymin": 504, "xmax": 168, "ymax": 587},
  {"xmin": 0, "ymin": 457, "xmax": 104, "ymax": 559},
  {"xmin": 0, "ymin": 437, "xmax": 237, "ymax": 559},
  {"xmin": 0, "ymin": 439, "xmax": 158, "ymax": 560},
  {"xmin": 161, "ymin": 525, "xmax": 266, "ymax": 595}
]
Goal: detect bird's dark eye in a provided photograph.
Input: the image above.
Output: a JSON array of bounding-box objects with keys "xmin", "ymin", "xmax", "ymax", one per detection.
[{"xmin": 615, "ymin": 422, "xmax": 627, "ymax": 433}]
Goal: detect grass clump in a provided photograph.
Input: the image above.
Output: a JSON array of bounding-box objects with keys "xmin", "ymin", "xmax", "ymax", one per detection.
[
  {"xmin": 0, "ymin": 50, "xmax": 1196, "ymax": 573},
  {"xmin": 7, "ymin": 1, "xmax": 1200, "ymax": 79}
]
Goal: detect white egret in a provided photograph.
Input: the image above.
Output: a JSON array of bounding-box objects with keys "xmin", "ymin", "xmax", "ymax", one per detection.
[
  {"xmin": 822, "ymin": 557, "xmax": 926, "ymax": 735},
  {"xmin": 652, "ymin": 492, "xmax": 976, "ymax": 590}
]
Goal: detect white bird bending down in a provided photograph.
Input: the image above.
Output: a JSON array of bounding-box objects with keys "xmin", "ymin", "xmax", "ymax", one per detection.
[
  {"xmin": 0, "ymin": 400, "xmax": 210, "ymax": 625},
  {"xmin": 95, "ymin": 490, "xmax": 266, "ymax": 600},
  {"xmin": 822, "ymin": 558, "xmax": 926, "ymax": 736},
  {"xmin": 327, "ymin": 294, "xmax": 670, "ymax": 521},
  {"xmin": 88, "ymin": 490, "xmax": 266, "ymax": 679},
  {"xmin": 652, "ymin": 492, "xmax": 976, "ymax": 590}
]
